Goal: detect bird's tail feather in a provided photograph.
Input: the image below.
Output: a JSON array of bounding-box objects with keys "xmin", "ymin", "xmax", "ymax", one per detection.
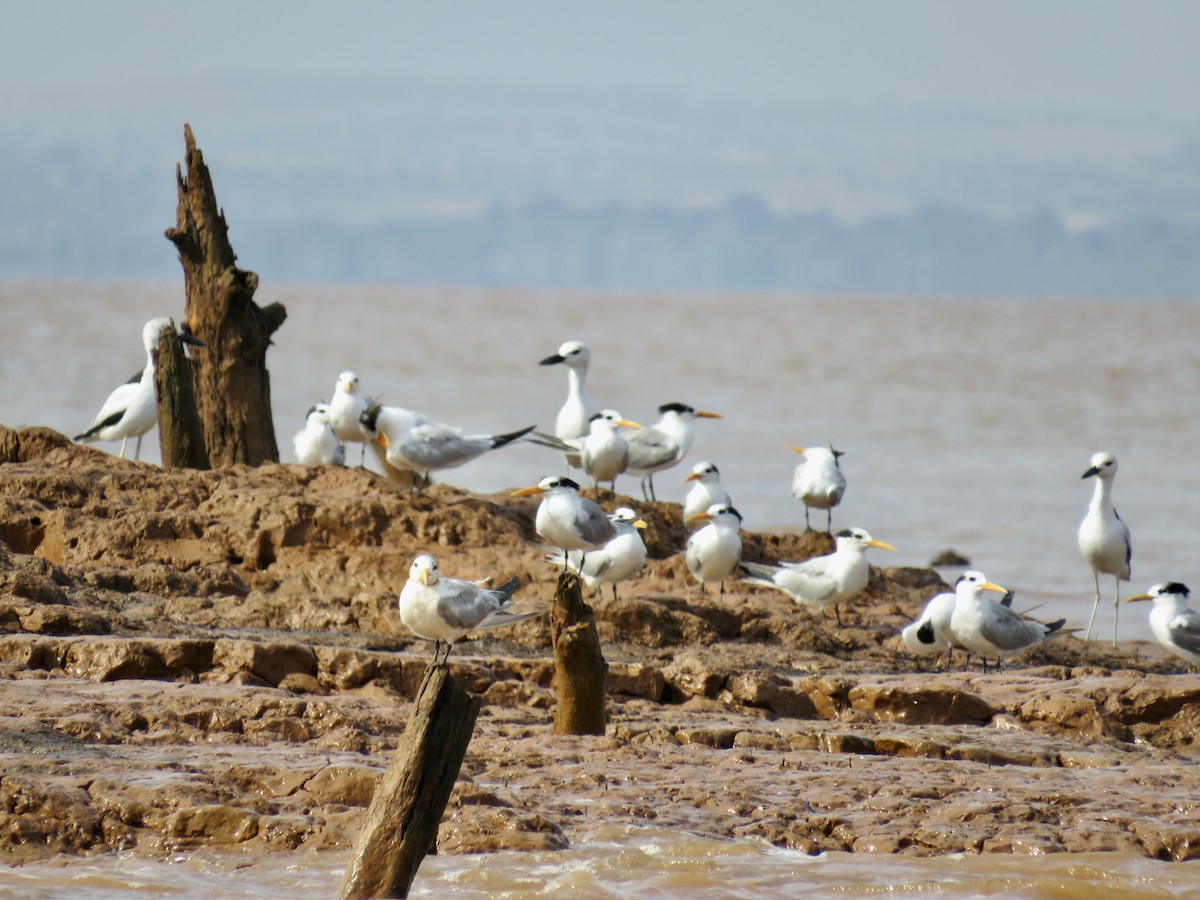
[
  {"xmin": 477, "ymin": 609, "xmax": 543, "ymax": 631},
  {"xmin": 491, "ymin": 426, "xmax": 538, "ymax": 449},
  {"xmin": 740, "ymin": 561, "xmax": 781, "ymax": 580}
]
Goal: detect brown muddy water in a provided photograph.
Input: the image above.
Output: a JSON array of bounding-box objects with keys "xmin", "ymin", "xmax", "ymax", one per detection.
[{"xmin": 4, "ymin": 283, "xmax": 1200, "ymax": 894}]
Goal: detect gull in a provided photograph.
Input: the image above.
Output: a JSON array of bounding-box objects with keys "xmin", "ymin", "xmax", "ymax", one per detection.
[
  {"xmin": 75, "ymin": 317, "xmax": 204, "ymax": 461},
  {"xmin": 513, "ymin": 475, "xmax": 616, "ymax": 573},
  {"xmin": 948, "ymin": 571, "xmax": 1067, "ymax": 672},
  {"xmin": 399, "ymin": 554, "xmax": 539, "ymax": 664},
  {"xmin": 554, "ymin": 507, "xmax": 648, "ymax": 601},
  {"xmin": 1124, "ymin": 582, "xmax": 1200, "ymax": 670},
  {"xmin": 902, "ymin": 587, "xmax": 1015, "ymax": 668},
  {"xmin": 292, "ymin": 403, "xmax": 345, "ymax": 466},
  {"xmin": 581, "ymin": 409, "xmax": 642, "ymax": 493},
  {"xmin": 790, "ymin": 445, "xmax": 847, "ymax": 532},
  {"xmin": 741, "ymin": 527, "xmax": 895, "ymax": 626},
  {"xmin": 625, "ymin": 403, "xmax": 722, "ymax": 502},
  {"xmin": 683, "ymin": 461, "xmax": 732, "ymax": 521},
  {"xmin": 539, "ymin": 340, "xmax": 597, "ymax": 470},
  {"xmin": 685, "ymin": 504, "xmax": 743, "ymax": 599},
  {"xmin": 1078, "ymin": 451, "xmax": 1132, "ymax": 645},
  {"xmin": 326, "ymin": 371, "xmax": 375, "ymax": 466},
  {"xmin": 362, "ymin": 402, "xmax": 535, "ymax": 490}
]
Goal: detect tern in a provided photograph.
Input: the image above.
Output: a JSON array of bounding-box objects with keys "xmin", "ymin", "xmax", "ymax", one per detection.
[
  {"xmin": 292, "ymin": 402, "xmax": 345, "ymax": 466},
  {"xmin": 554, "ymin": 507, "xmax": 648, "ymax": 601},
  {"xmin": 683, "ymin": 461, "xmax": 732, "ymax": 521},
  {"xmin": 685, "ymin": 504, "xmax": 743, "ymax": 599},
  {"xmin": 1124, "ymin": 582, "xmax": 1200, "ymax": 670},
  {"xmin": 539, "ymin": 340, "xmax": 597, "ymax": 471},
  {"xmin": 1078, "ymin": 451, "xmax": 1132, "ymax": 645},
  {"xmin": 513, "ymin": 476, "xmax": 617, "ymax": 573},
  {"xmin": 790, "ymin": 445, "xmax": 847, "ymax": 532},
  {"xmin": 75, "ymin": 317, "xmax": 204, "ymax": 461},
  {"xmin": 581, "ymin": 410, "xmax": 642, "ymax": 493},
  {"xmin": 625, "ymin": 403, "xmax": 722, "ymax": 502},
  {"xmin": 902, "ymin": 587, "xmax": 1016, "ymax": 668},
  {"xmin": 948, "ymin": 571, "xmax": 1067, "ymax": 672},
  {"xmin": 399, "ymin": 554, "xmax": 538, "ymax": 664},
  {"xmin": 326, "ymin": 371, "xmax": 375, "ymax": 466},
  {"xmin": 361, "ymin": 402, "xmax": 535, "ymax": 490},
  {"xmin": 741, "ymin": 527, "xmax": 895, "ymax": 626}
]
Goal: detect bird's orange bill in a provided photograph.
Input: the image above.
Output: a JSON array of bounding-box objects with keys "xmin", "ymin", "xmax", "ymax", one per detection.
[
  {"xmin": 979, "ymin": 581, "xmax": 1008, "ymax": 595},
  {"xmin": 686, "ymin": 512, "xmax": 712, "ymax": 523},
  {"xmin": 375, "ymin": 434, "xmax": 390, "ymax": 450},
  {"xmin": 511, "ymin": 485, "xmax": 544, "ymax": 497},
  {"xmin": 868, "ymin": 539, "xmax": 897, "ymax": 551},
  {"xmin": 617, "ymin": 419, "xmax": 643, "ymax": 429},
  {"xmin": 696, "ymin": 411, "xmax": 722, "ymax": 419},
  {"xmin": 418, "ymin": 568, "xmax": 431, "ymax": 586},
  {"xmin": 634, "ymin": 519, "xmax": 648, "ymax": 530},
  {"xmin": 684, "ymin": 471, "xmax": 701, "ymax": 482},
  {"xmin": 1123, "ymin": 592, "xmax": 1154, "ymax": 603},
  {"xmin": 787, "ymin": 445, "xmax": 807, "ymax": 454}
]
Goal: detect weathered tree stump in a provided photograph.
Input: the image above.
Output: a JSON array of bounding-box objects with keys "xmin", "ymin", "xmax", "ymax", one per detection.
[
  {"xmin": 153, "ymin": 323, "xmax": 209, "ymax": 470},
  {"xmin": 338, "ymin": 664, "xmax": 482, "ymax": 900},
  {"xmin": 164, "ymin": 123, "xmax": 287, "ymax": 467},
  {"xmin": 550, "ymin": 571, "xmax": 608, "ymax": 735}
]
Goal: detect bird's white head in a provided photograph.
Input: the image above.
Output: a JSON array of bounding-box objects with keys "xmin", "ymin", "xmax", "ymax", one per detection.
[
  {"xmin": 954, "ymin": 570, "xmax": 1008, "ymax": 600},
  {"xmin": 1082, "ymin": 451, "xmax": 1118, "ymax": 480},
  {"xmin": 687, "ymin": 503, "xmax": 742, "ymax": 526},
  {"xmin": 141, "ymin": 317, "xmax": 176, "ymax": 353},
  {"xmin": 685, "ymin": 461, "xmax": 720, "ymax": 484},
  {"xmin": 337, "ymin": 371, "xmax": 360, "ymax": 395},
  {"xmin": 512, "ymin": 475, "xmax": 582, "ymax": 497},
  {"xmin": 306, "ymin": 403, "xmax": 332, "ymax": 424},
  {"xmin": 410, "ymin": 554, "xmax": 440, "ymax": 586},
  {"xmin": 790, "ymin": 445, "xmax": 844, "ymax": 466},
  {"xmin": 1124, "ymin": 581, "xmax": 1190, "ymax": 607},
  {"xmin": 539, "ymin": 340, "xmax": 591, "ymax": 369},
  {"xmin": 835, "ymin": 527, "xmax": 896, "ymax": 553},
  {"xmin": 610, "ymin": 507, "xmax": 648, "ymax": 529}
]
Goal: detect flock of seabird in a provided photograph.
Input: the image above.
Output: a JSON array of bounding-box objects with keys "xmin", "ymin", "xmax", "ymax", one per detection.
[{"xmin": 75, "ymin": 322, "xmax": 1197, "ymax": 672}]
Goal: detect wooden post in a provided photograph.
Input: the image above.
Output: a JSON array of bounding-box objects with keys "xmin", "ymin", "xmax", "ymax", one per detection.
[
  {"xmin": 153, "ymin": 323, "xmax": 210, "ymax": 470},
  {"xmin": 338, "ymin": 664, "xmax": 482, "ymax": 900},
  {"xmin": 164, "ymin": 123, "xmax": 287, "ymax": 467},
  {"xmin": 550, "ymin": 571, "xmax": 608, "ymax": 735}
]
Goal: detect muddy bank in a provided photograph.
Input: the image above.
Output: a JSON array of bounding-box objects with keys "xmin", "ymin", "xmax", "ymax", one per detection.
[{"xmin": 1, "ymin": 425, "xmax": 1198, "ymax": 866}]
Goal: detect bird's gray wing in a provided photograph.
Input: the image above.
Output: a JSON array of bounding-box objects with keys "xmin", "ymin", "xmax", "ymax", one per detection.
[
  {"xmin": 685, "ymin": 535, "xmax": 704, "ymax": 574},
  {"xmin": 436, "ymin": 580, "xmax": 498, "ymax": 629},
  {"xmin": 575, "ymin": 500, "xmax": 616, "ymax": 544},
  {"xmin": 776, "ymin": 559, "xmax": 839, "ymax": 603},
  {"xmin": 625, "ymin": 427, "xmax": 677, "ymax": 471},
  {"xmin": 398, "ymin": 423, "xmax": 486, "ymax": 469},
  {"xmin": 976, "ymin": 606, "xmax": 1043, "ymax": 651},
  {"xmin": 1168, "ymin": 612, "xmax": 1200, "ymax": 655}
]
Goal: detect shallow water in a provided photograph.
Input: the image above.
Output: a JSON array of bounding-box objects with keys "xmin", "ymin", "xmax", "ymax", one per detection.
[
  {"xmin": 5, "ymin": 281, "xmax": 1198, "ymax": 644},
  {"xmin": 2, "ymin": 831, "xmax": 1200, "ymax": 898}
]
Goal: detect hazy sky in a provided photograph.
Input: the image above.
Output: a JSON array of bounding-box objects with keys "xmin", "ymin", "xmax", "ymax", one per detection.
[{"xmin": 4, "ymin": 0, "xmax": 1199, "ymax": 117}]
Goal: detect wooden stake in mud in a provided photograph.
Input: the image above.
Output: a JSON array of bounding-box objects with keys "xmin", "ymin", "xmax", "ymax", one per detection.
[
  {"xmin": 164, "ymin": 123, "xmax": 287, "ymax": 467},
  {"xmin": 153, "ymin": 323, "xmax": 210, "ymax": 470},
  {"xmin": 550, "ymin": 571, "xmax": 608, "ymax": 735},
  {"xmin": 338, "ymin": 664, "xmax": 482, "ymax": 900}
]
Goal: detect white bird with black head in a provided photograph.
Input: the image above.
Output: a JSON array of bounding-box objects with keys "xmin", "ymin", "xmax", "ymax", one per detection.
[
  {"xmin": 555, "ymin": 507, "xmax": 649, "ymax": 601},
  {"xmin": 683, "ymin": 461, "xmax": 732, "ymax": 521},
  {"xmin": 948, "ymin": 570, "xmax": 1067, "ymax": 672},
  {"xmin": 790, "ymin": 444, "xmax": 847, "ymax": 532},
  {"xmin": 513, "ymin": 476, "xmax": 617, "ymax": 573},
  {"xmin": 685, "ymin": 503, "xmax": 743, "ymax": 599},
  {"xmin": 624, "ymin": 402, "xmax": 722, "ymax": 502},
  {"xmin": 1077, "ymin": 451, "xmax": 1132, "ymax": 645},
  {"xmin": 539, "ymin": 340, "xmax": 597, "ymax": 470},
  {"xmin": 1124, "ymin": 582, "xmax": 1200, "ymax": 670},
  {"xmin": 293, "ymin": 402, "xmax": 345, "ymax": 466}
]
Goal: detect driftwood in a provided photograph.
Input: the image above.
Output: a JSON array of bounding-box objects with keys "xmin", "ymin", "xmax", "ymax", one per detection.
[
  {"xmin": 153, "ymin": 324, "xmax": 209, "ymax": 470},
  {"xmin": 338, "ymin": 664, "xmax": 482, "ymax": 900},
  {"xmin": 550, "ymin": 571, "xmax": 608, "ymax": 735},
  {"xmin": 164, "ymin": 123, "xmax": 286, "ymax": 467}
]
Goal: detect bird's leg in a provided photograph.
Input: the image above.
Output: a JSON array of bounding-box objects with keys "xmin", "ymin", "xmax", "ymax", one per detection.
[
  {"xmin": 826, "ymin": 508, "xmax": 833, "ymax": 534},
  {"xmin": 133, "ymin": 434, "xmax": 143, "ymax": 461},
  {"xmin": 611, "ymin": 585, "xmax": 619, "ymax": 603},
  {"xmin": 118, "ymin": 437, "xmax": 128, "ymax": 459},
  {"xmin": 648, "ymin": 476, "xmax": 657, "ymax": 502},
  {"xmin": 577, "ymin": 552, "xmax": 587, "ymax": 575},
  {"xmin": 1111, "ymin": 578, "xmax": 1121, "ymax": 647},
  {"xmin": 640, "ymin": 477, "xmax": 650, "ymax": 502},
  {"xmin": 834, "ymin": 604, "xmax": 844, "ymax": 627},
  {"xmin": 719, "ymin": 580, "xmax": 725, "ymax": 600},
  {"xmin": 804, "ymin": 507, "xmax": 812, "ymax": 532},
  {"xmin": 698, "ymin": 581, "xmax": 706, "ymax": 597},
  {"xmin": 561, "ymin": 548, "xmax": 569, "ymax": 572},
  {"xmin": 1083, "ymin": 573, "xmax": 1102, "ymax": 642}
]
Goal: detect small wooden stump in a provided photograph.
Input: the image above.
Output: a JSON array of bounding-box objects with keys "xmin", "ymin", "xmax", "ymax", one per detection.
[
  {"xmin": 550, "ymin": 571, "xmax": 608, "ymax": 735},
  {"xmin": 338, "ymin": 663, "xmax": 482, "ymax": 900},
  {"xmin": 153, "ymin": 323, "xmax": 209, "ymax": 470}
]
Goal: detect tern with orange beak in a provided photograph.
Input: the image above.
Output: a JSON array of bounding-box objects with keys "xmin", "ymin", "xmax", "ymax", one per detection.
[
  {"xmin": 581, "ymin": 409, "xmax": 642, "ymax": 493},
  {"xmin": 625, "ymin": 402, "xmax": 722, "ymax": 502},
  {"xmin": 398, "ymin": 554, "xmax": 537, "ymax": 664},
  {"xmin": 513, "ymin": 476, "xmax": 617, "ymax": 573},
  {"xmin": 683, "ymin": 461, "xmax": 732, "ymax": 521},
  {"xmin": 790, "ymin": 445, "xmax": 847, "ymax": 532},
  {"xmin": 741, "ymin": 527, "xmax": 895, "ymax": 626},
  {"xmin": 326, "ymin": 371, "xmax": 376, "ymax": 466},
  {"xmin": 1125, "ymin": 583, "xmax": 1200, "ymax": 669},
  {"xmin": 553, "ymin": 507, "xmax": 649, "ymax": 601},
  {"xmin": 948, "ymin": 571, "xmax": 1067, "ymax": 672}
]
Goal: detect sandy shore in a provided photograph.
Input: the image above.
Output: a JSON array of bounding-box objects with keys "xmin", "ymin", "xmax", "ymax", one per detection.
[{"xmin": 1, "ymin": 425, "xmax": 1199, "ymax": 867}]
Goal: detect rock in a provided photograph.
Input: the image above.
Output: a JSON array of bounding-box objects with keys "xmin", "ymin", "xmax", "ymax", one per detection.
[
  {"xmin": 929, "ymin": 548, "xmax": 971, "ymax": 567},
  {"xmin": 849, "ymin": 681, "xmax": 995, "ymax": 726},
  {"xmin": 213, "ymin": 640, "xmax": 318, "ymax": 687}
]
